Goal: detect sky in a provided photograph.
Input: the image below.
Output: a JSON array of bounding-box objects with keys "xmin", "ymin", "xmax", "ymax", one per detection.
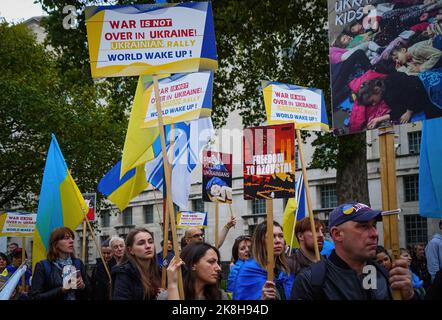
[{"xmin": 0, "ymin": 0, "xmax": 46, "ymax": 23}]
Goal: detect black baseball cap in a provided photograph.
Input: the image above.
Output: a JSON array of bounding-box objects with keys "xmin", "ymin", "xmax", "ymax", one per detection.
[{"xmin": 329, "ymin": 202, "xmax": 382, "ymax": 228}]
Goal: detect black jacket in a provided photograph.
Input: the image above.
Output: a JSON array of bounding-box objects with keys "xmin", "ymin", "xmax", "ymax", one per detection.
[
  {"xmin": 91, "ymin": 258, "xmax": 116, "ymax": 300},
  {"xmin": 112, "ymin": 260, "xmax": 160, "ymax": 300},
  {"xmin": 291, "ymin": 250, "xmax": 392, "ymax": 300},
  {"xmin": 425, "ymin": 270, "xmax": 442, "ymax": 300},
  {"xmin": 30, "ymin": 259, "xmax": 91, "ymax": 300}
]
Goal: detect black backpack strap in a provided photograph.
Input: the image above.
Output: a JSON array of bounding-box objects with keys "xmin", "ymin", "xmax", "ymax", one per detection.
[
  {"xmin": 41, "ymin": 260, "xmax": 52, "ymax": 280},
  {"xmin": 310, "ymin": 260, "xmax": 327, "ymax": 300}
]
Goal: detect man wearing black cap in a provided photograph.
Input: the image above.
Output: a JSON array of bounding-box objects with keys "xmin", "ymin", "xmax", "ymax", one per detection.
[{"xmin": 291, "ymin": 202, "xmax": 416, "ymax": 300}]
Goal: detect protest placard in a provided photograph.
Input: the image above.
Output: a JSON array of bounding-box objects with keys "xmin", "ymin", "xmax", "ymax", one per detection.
[
  {"xmin": 141, "ymin": 72, "xmax": 213, "ymax": 127},
  {"xmin": 202, "ymin": 151, "xmax": 232, "ymax": 204},
  {"xmin": 243, "ymin": 123, "xmax": 296, "ymax": 200},
  {"xmin": 176, "ymin": 211, "xmax": 208, "ymax": 229},
  {"xmin": 262, "ymin": 81, "xmax": 329, "ymax": 131},
  {"xmin": 0, "ymin": 212, "xmax": 36, "ymax": 237},
  {"xmin": 86, "ymin": 2, "xmax": 217, "ymax": 77}
]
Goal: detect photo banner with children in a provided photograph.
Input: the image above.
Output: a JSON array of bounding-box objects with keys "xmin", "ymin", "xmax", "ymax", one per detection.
[
  {"xmin": 0, "ymin": 211, "xmax": 36, "ymax": 237},
  {"xmin": 328, "ymin": 0, "xmax": 442, "ymax": 136},
  {"xmin": 85, "ymin": 2, "xmax": 217, "ymax": 78},
  {"xmin": 243, "ymin": 123, "xmax": 296, "ymax": 200},
  {"xmin": 202, "ymin": 151, "xmax": 233, "ymax": 204},
  {"xmin": 176, "ymin": 211, "xmax": 208, "ymax": 229},
  {"xmin": 262, "ymin": 81, "xmax": 329, "ymax": 131},
  {"xmin": 141, "ymin": 71, "xmax": 213, "ymax": 128}
]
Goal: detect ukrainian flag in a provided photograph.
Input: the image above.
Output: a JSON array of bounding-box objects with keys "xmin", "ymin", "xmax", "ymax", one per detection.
[
  {"xmin": 98, "ymin": 160, "xmax": 150, "ymax": 212},
  {"xmin": 32, "ymin": 135, "xmax": 87, "ymax": 271},
  {"xmin": 282, "ymin": 174, "xmax": 307, "ymax": 249}
]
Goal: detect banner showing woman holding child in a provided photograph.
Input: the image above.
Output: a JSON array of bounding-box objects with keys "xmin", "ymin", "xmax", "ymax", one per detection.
[{"xmin": 328, "ymin": 0, "xmax": 442, "ymax": 135}]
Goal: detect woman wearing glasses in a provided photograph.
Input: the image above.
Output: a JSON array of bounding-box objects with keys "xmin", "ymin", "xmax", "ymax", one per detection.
[
  {"xmin": 30, "ymin": 227, "xmax": 91, "ymax": 300},
  {"xmin": 227, "ymin": 235, "xmax": 251, "ymax": 293}
]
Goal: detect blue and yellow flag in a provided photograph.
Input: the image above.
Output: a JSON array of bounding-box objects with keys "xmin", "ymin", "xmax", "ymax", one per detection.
[
  {"xmin": 419, "ymin": 118, "xmax": 442, "ymax": 218},
  {"xmin": 282, "ymin": 174, "xmax": 307, "ymax": 249},
  {"xmin": 98, "ymin": 160, "xmax": 150, "ymax": 212},
  {"xmin": 32, "ymin": 135, "xmax": 87, "ymax": 271}
]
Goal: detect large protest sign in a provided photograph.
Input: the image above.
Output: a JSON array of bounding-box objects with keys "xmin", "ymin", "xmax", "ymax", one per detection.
[
  {"xmin": 328, "ymin": 0, "xmax": 442, "ymax": 135},
  {"xmin": 0, "ymin": 212, "xmax": 36, "ymax": 237},
  {"xmin": 141, "ymin": 72, "xmax": 213, "ymax": 127},
  {"xmin": 85, "ymin": 2, "xmax": 217, "ymax": 78},
  {"xmin": 202, "ymin": 151, "xmax": 232, "ymax": 204},
  {"xmin": 177, "ymin": 211, "xmax": 208, "ymax": 229},
  {"xmin": 243, "ymin": 123, "xmax": 295, "ymax": 200},
  {"xmin": 262, "ymin": 81, "xmax": 329, "ymax": 131}
]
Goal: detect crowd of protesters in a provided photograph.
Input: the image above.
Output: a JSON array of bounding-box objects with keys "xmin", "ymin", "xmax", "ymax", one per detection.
[{"xmin": 0, "ymin": 202, "xmax": 441, "ymax": 300}]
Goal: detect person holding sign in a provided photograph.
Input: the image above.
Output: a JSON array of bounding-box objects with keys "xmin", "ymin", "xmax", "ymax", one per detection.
[
  {"xmin": 160, "ymin": 243, "xmax": 228, "ymax": 300},
  {"xmin": 291, "ymin": 202, "xmax": 418, "ymax": 300},
  {"xmin": 233, "ymin": 221, "xmax": 294, "ymax": 300},
  {"xmin": 30, "ymin": 227, "xmax": 90, "ymax": 300},
  {"xmin": 112, "ymin": 228, "xmax": 161, "ymax": 300}
]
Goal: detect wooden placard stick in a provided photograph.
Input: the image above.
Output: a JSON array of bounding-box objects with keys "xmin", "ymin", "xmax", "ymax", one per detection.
[
  {"xmin": 266, "ymin": 199, "xmax": 274, "ymax": 281},
  {"xmin": 215, "ymin": 202, "xmax": 219, "ymax": 248},
  {"xmin": 152, "ymin": 75, "xmax": 184, "ymax": 300},
  {"xmin": 296, "ymin": 129, "xmax": 320, "ymax": 261},
  {"xmin": 82, "ymin": 220, "xmax": 87, "ymax": 262},
  {"xmin": 21, "ymin": 237, "xmax": 26, "ymax": 287},
  {"xmin": 379, "ymin": 126, "xmax": 402, "ymax": 300}
]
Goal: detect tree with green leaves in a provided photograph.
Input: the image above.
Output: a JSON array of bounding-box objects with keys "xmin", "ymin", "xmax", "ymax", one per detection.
[
  {"xmin": 0, "ymin": 21, "xmax": 127, "ymax": 211},
  {"xmin": 2, "ymin": 0, "xmax": 368, "ymax": 211}
]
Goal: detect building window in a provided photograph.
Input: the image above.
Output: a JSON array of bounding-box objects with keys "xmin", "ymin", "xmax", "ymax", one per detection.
[
  {"xmin": 408, "ymin": 131, "xmax": 422, "ymax": 154},
  {"xmin": 252, "ymin": 199, "xmax": 266, "ymax": 215},
  {"xmin": 405, "ymin": 215, "xmax": 428, "ymax": 246},
  {"xmin": 101, "ymin": 210, "xmax": 110, "ymax": 228},
  {"xmin": 192, "ymin": 199, "xmax": 205, "ymax": 212},
  {"xmin": 248, "ymin": 224, "xmax": 257, "ymax": 236},
  {"xmin": 320, "ymin": 184, "xmax": 337, "ymax": 208},
  {"xmin": 404, "ymin": 175, "xmax": 419, "ymax": 202},
  {"xmin": 143, "ymin": 205, "xmax": 154, "ymax": 224},
  {"xmin": 122, "ymin": 207, "xmax": 133, "ymax": 225}
]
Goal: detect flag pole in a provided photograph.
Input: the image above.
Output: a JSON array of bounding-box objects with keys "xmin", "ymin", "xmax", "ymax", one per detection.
[
  {"xmin": 153, "ymin": 74, "xmax": 184, "ymax": 300},
  {"xmin": 81, "ymin": 220, "xmax": 87, "ymax": 262},
  {"xmin": 379, "ymin": 126, "xmax": 402, "ymax": 300},
  {"xmin": 161, "ymin": 123, "xmax": 174, "ymax": 289},
  {"xmin": 296, "ymin": 129, "xmax": 320, "ymax": 261},
  {"xmin": 83, "ymin": 215, "xmax": 113, "ymax": 300}
]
